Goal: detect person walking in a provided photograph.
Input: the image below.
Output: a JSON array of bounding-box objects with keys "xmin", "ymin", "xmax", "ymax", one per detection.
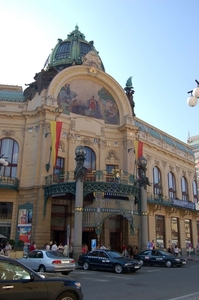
[
  {"xmin": 63, "ymin": 243, "xmax": 69, "ymax": 257},
  {"xmin": 174, "ymin": 245, "xmax": 179, "ymax": 256},
  {"xmin": 29, "ymin": 241, "xmax": 36, "ymax": 252},
  {"xmin": 51, "ymin": 242, "xmax": 58, "ymax": 251},
  {"xmin": 4, "ymin": 241, "xmax": 12, "ymax": 257},
  {"xmin": 69, "ymin": 243, "xmax": 73, "ymax": 258}
]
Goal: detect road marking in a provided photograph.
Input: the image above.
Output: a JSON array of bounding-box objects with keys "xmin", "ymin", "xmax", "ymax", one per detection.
[{"xmin": 168, "ymin": 292, "xmax": 199, "ymax": 300}]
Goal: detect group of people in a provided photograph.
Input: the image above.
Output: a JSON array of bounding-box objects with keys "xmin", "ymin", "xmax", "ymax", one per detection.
[
  {"xmin": 0, "ymin": 241, "xmax": 12, "ymax": 257},
  {"xmin": 26, "ymin": 241, "xmax": 74, "ymax": 258},
  {"xmin": 122, "ymin": 243, "xmax": 139, "ymax": 258}
]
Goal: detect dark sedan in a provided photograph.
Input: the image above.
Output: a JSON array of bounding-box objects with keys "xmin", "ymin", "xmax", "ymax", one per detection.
[
  {"xmin": 0, "ymin": 255, "xmax": 83, "ymax": 300},
  {"xmin": 78, "ymin": 249, "xmax": 141, "ymax": 274},
  {"xmin": 134, "ymin": 249, "xmax": 186, "ymax": 268}
]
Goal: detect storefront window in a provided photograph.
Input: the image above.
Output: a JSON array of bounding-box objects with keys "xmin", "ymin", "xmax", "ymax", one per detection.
[
  {"xmin": 171, "ymin": 217, "xmax": 179, "ymax": 247},
  {"xmin": 155, "ymin": 215, "xmax": 165, "ymax": 248},
  {"xmin": 0, "ymin": 202, "xmax": 13, "ymax": 238},
  {"xmin": 184, "ymin": 219, "xmax": 192, "ymax": 248}
]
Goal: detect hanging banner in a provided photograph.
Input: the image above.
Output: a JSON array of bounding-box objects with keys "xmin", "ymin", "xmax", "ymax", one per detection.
[
  {"xmin": 134, "ymin": 140, "xmax": 143, "ymax": 161},
  {"xmin": 50, "ymin": 121, "xmax": 62, "ymax": 166}
]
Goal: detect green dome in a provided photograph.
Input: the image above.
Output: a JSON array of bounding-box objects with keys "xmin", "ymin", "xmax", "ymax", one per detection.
[{"xmin": 44, "ymin": 25, "xmax": 105, "ymax": 72}]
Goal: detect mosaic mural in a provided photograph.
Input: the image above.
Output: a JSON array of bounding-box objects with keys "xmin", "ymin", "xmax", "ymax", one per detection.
[{"xmin": 57, "ymin": 79, "xmax": 119, "ymax": 124}]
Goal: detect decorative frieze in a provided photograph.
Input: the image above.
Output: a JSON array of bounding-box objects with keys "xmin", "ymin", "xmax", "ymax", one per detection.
[{"xmin": 2, "ymin": 129, "xmax": 15, "ymax": 136}]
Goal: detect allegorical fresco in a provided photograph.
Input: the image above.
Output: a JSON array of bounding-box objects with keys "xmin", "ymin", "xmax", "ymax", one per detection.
[{"xmin": 57, "ymin": 79, "xmax": 119, "ymax": 124}]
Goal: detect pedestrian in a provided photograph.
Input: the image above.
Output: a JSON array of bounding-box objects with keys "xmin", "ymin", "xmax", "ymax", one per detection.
[
  {"xmin": 69, "ymin": 243, "xmax": 73, "ymax": 258},
  {"xmin": 58, "ymin": 243, "xmax": 64, "ymax": 253},
  {"xmin": 122, "ymin": 247, "xmax": 130, "ymax": 258},
  {"xmin": 188, "ymin": 242, "xmax": 192, "ymax": 258},
  {"xmin": 174, "ymin": 245, "xmax": 179, "ymax": 256},
  {"xmin": 63, "ymin": 243, "xmax": 69, "ymax": 257},
  {"xmin": 46, "ymin": 243, "xmax": 50, "ymax": 250},
  {"xmin": 51, "ymin": 242, "xmax": 57, "ymax": 251},
  {"xmin": 196, "ymin": 242, "xmax": 199, "ymax": 255},
  {"xmin": 82, "ymin": 244, "xmax": 88, "ymax": 255},
  {"xmin": 23, "ymin": 242, "xmax": 28, "ymax": 257},
  {"xmin": 29, "ymin": 241, "xmax": 36, "ymax": 252},
  {"xmin": 4, "ymin": 241, "xmax": 12, "ymax": 257}
]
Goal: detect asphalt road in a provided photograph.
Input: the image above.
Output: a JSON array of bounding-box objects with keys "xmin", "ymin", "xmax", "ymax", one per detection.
[{"xmin": 68, "ymin": 261, "xmax": 199, "ymax": 300}]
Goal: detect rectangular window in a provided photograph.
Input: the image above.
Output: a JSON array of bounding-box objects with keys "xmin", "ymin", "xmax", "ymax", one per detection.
[
  {"xmin": 155, "ymin": 215, "xmax": 165, "ymax": 248},
  {"xmin": 171, "ymin": 217, "xmax": 179, "ymax": 247}
]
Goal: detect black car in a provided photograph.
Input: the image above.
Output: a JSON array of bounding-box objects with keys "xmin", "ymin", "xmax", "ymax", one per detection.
[
  {"xmin": 0, "ymin": 255, "xmax": 83, "ymax": 300},
  {"xmin": 134, "ymin": 249, "xmax": 186, "ymax": 268},
  {"xmin": 78, "ymin": 249, "xmax": 141, "ymax": 274}
]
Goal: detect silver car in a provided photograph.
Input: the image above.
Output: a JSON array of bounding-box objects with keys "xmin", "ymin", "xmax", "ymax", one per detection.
[{"xmin": 18, "ymin": 250, "xmax": 76, "ymax": 275}]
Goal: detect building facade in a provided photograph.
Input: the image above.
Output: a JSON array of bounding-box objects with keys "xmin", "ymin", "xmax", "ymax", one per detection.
[{"xmin": 0, "ymin": 26, "xmax": 198, "ymax": 255}]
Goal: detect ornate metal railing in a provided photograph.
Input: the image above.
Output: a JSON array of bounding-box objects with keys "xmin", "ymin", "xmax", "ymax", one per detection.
[
  {"xmin": 45, "ymin": 169, "xmax": 137, "ymax": 186},
  {"xmin": 0, "ymin": 176, "xmax": 19, "ymax": 189},
  {"xmin": 147, "ymin": 192, "xmax": 196, "ymax": 210}
]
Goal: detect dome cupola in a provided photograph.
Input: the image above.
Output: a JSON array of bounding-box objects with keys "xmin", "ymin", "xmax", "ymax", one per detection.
[{"xmin": 44, "ymin": 25, "xmax": 105, "ymax": 72}]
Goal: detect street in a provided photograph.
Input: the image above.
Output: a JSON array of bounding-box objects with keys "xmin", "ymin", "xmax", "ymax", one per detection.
[{"xmin": 68, "ymin": 261, "xmax": 199, "ymax": 300}]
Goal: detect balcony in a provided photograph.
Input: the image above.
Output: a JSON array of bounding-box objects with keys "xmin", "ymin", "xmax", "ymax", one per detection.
[
  {"xmin": 45, "ymin": 170, "xmax": 137, "ymax": 186},
  {"xmin": 0, "ymin": 176, "xmax": 19, "ymax": 190}
]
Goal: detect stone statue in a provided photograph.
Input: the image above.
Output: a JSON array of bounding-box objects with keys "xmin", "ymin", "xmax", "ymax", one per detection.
[
  {"xmin": 23, "ymin": 67, "xmax": 58, "ymax": 100},
  {"xmin": 74, "ymin": 146, "xmax": 87, "ymax": 182},
  {"xmin": 124, "ymin": 76, "xmax": 136, "ymax": 117}
]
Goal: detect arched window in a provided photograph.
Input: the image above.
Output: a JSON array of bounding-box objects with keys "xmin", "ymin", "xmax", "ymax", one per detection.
[
  {"xmin": 181, "ymin": 176, "xmax": 188, "ymax": 201},
  {"xmin": 192, "ymin": 180, "xmax": 198, "ymax": 203},
  {"xmin": 168, "ymin": 172, "xmax": 176, "ymax": 199},
  {"xmin": 0, "ymin": 138, "xmax": 19, "ymax": 178},
  {"xmin": 153, "ymin": 166, "xmax": 161, "ymax": 195},
  {"xmin": 84, "ymin": 147, "xmax": 96, "ymax": 171}
]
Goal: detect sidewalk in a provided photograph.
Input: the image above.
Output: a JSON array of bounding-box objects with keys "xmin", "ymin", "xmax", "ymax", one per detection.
[{"xmin": 184, "ymin": 255, "xmax": 199, "ymax": 262}]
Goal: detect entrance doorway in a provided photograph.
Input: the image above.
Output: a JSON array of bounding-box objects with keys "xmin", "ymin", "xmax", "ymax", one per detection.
[{"xmin": 82, "ymin": 230, "xmax": 97, "ymax": 251}]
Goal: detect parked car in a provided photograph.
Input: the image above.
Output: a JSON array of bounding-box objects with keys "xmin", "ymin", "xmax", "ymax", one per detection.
[
  {"xmin": 134, "ymin": 249, "xmax": 186, "ymax": 267},
  {"xmin": 78, "ymin": 249, "xmax": 141, "ymax": 274},
  {"xmin": 18, "ymin": 250, "xmax": 76, "ymax": 275},
  {"xmin": 0, "ymin": 255, "xmax": 83, "ymax": 300}
]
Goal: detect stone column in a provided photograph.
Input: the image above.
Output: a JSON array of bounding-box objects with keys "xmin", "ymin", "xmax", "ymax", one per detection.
[
  {"xmin": 137, "ymin": 156, "xmax": 150, "ymax": 252},
  {"xmin": 140, "ymin": 185, "xmax": 148, "ymax": 251},
  {"xmin": 73, "ymin": 179, "xmax": 83, "ymax": 261},
  {"xmin": 73, "ymin": 146, "xmax": 87, "ymax": 261}
]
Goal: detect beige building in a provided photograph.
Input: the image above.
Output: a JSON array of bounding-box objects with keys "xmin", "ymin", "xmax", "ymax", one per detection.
[{"xmin": 0, "ymin": 26, "xmax": 198, "ymax": 255}]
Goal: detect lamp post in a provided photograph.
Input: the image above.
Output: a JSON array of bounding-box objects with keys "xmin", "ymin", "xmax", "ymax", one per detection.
[
  {"xmin": 137, "ymin": 156, "xmax": 150, "ymax": 251},
  {"xmin": 73, "ymin": 146, "xmax": 87, "ymax": 260},
  {"xmin": 187, "ymin": 80, "xmax": 199, "ymax": 107},
  {"xmin": 0, "ymin": 154, "xmax": 9, "ymax": 169}
]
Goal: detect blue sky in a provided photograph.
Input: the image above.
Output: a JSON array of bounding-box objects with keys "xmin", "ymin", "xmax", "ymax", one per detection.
[{"xmin": 1, "ymin": 0, "xmax": 199, "ymax": 143}]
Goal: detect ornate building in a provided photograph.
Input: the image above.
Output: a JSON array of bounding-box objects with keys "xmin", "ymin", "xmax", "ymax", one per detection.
[{"xmin": 0, "ymin": 26, "xmax": 198, "ymax": 255}]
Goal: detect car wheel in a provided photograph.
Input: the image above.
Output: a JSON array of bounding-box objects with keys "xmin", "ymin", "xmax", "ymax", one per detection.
[
  {"xmin": 139, "ymin": 259, "xmax": 144, "ymax": 266},
  {"xmin": 61, "ymin": 271, "xmax": 70, "ymax": 275},
  {"xmin": 38, "ymin": 265, "xmax": 46, "ymax": 272},
  {"xmin": 83, "ymin": 261, "xmax": 89, "ymax": 270},
  {"xmin": 56, "ymin": 291, "xmax": 77, "ymax": 300},
  {"xmin": 165, "ymin": 260, "xmax": 172, "ymax": 268},
  {"xmin": 114, "ymin": 264, "xmax": 123, "ymax": 274}
]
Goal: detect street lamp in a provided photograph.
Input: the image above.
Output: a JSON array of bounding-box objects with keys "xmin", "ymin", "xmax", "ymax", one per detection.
[
  {"xmin": 0, "ymin": 154, "xmax": 9, "ymax": 167},
  {"xmin": 187, "ymin": 80, "xmax": 199, "ymax": 107}
]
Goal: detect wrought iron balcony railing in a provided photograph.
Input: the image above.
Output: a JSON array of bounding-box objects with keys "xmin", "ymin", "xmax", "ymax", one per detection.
[
  {"xmin": 45, "ymin": 170, "xmax": 137, "ymax": 186},
  {"xmin": 0, "ymin": 176, "xmax": 19, "ymax": 190}
]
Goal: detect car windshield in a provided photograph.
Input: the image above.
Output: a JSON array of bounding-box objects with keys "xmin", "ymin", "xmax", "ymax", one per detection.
[
  {"xmin": 159, "ymin": 250, "xmax": 173, "ymax": 256},
  {"xmin": 108, "ymin": 251, "xmax": 123, "ymax": 258},
  {"xmin": 46, "ymin": 251, "xmax": 67, "ymax": 258}
]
